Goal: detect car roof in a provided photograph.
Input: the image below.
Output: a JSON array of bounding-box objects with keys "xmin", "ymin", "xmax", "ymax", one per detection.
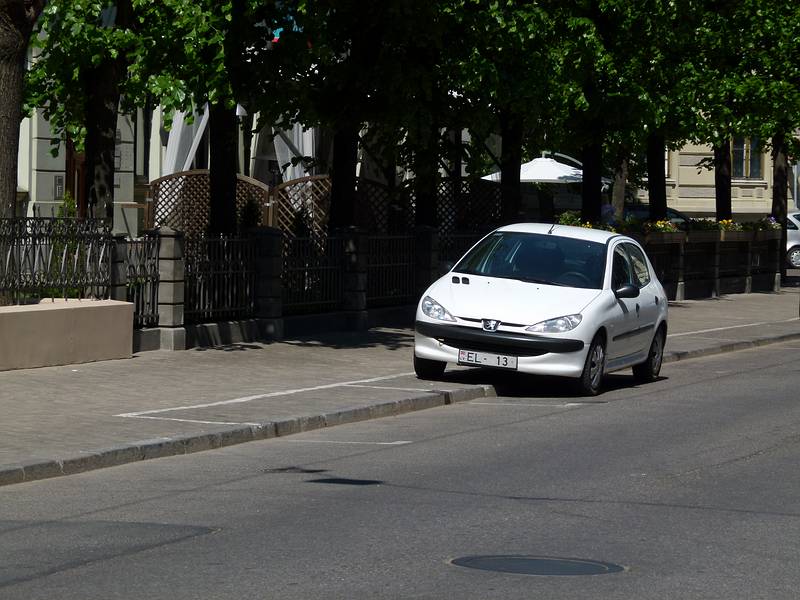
[{"xmin": 495, "ymin": 222, "xmax": 621, "ymax": 243}]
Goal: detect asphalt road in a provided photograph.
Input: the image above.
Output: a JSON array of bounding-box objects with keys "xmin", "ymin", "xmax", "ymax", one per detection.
[{"xmin": 2, "ymin": 341, "xmax": 800, "ymax": 599}]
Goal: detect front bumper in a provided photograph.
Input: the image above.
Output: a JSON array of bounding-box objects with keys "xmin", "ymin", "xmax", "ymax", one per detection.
[
  {"xmin": 414, "ymin": 320, "xmax": 588, "ymax": 378},
  {"xmin": 415, "ymin": 321, "xmax": 583, "ymax": 355}
]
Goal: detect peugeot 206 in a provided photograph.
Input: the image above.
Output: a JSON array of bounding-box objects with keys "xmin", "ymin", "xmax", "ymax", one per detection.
[{"xmin": 413, "ymin": 223, "xmax": 669, "ymax": 395}]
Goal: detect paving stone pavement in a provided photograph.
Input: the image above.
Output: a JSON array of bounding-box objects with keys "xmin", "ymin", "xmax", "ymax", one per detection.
[{"xmin": 1, "ymin": 285, "xmax": 799, "ymax": 486}]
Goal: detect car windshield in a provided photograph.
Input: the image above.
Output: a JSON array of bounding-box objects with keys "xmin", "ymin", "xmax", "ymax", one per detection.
[{"xmin": 453, "ymin": 231, "xmax": 606, "ymax": 289}]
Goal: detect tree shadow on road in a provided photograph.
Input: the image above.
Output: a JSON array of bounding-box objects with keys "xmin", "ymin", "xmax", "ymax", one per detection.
[{"xmin": 280, "ymin": 328, "xmax": 414, "ymax": 351}]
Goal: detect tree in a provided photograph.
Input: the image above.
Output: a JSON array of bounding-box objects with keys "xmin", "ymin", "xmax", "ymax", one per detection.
[
  {"xmin": 28, "ymin": 0, "xmax": 137, "ymax": 220},
  {"xmin": 444, "ymin": 1, "xmax": 560, "ymax": 223},
  {"xmin": 0, "ymin": 0, "xmax": 46, "ymax": 218},
  {"xmin": 247, "ymin": 0, "xmax": 451, "ymax": 230}
]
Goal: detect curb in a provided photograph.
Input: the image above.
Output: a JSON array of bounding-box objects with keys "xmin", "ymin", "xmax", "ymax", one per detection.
[
  {"xmin": 0, "ymin": 384, "xmax": 497, "ymax": 488},
  {"xmin": 663, "ymin": 331, "xmax": 800, "ymax": 363}
]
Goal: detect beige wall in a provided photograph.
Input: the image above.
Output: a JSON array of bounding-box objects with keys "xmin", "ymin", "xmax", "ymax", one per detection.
[{"xmin": 641, "ymin": 142, "xmax": 798, "ymax": 219}]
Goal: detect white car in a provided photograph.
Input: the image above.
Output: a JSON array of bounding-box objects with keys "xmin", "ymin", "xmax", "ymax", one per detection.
[
  {"xmin": 787, "ymin": 212, "xmax": 800, "ymax": 268},
  {"xmin": 414, "ymin": 223, "xmax": 669, "ymax": 395}
]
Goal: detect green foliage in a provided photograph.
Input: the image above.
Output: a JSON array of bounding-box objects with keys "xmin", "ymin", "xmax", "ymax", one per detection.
[
  {"xmin": 56, "ymin": 192, "xmax": 77, "ymax": 218},
  {"xmin": 21, "ymin": 0, "xmax": 800, "ymax": 209}
]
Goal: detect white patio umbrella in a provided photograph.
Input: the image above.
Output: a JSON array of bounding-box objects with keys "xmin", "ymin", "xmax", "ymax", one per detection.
[{"xmin": 481, "ymin": 157, "xmax": 583, "ymax": 184}]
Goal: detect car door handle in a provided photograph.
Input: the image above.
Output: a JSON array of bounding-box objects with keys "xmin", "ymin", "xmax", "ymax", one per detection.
[{"xmin": 635, "ymin": 303, "xmax": 640, "ymax": 316}]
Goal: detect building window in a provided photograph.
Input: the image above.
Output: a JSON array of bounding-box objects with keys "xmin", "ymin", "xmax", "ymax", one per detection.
[{"xmin": 731, "ymin": 137, "xmax": 762, "ymax": 179}]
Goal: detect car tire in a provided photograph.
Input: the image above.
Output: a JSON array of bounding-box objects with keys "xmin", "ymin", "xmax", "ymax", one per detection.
[
  {"xmin": 787, "ymin": 246, "xmax": 800, "ymax": 269},
  {"xmin": 632, "ymin": 326, "xmax": 666, "ymax": 383},
  {"xmin": 577, "ymin": 334, "xmax": 606, "ymax": 396},
  {"xmin": 414, "ymin": 354, "xmax": 446, "ymax": 379}
]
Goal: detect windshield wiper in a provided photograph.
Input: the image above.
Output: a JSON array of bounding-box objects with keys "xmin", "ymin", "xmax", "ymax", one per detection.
[{"xmin": 508, "ymin": 276, "xmax": 566, "ymax": 286}]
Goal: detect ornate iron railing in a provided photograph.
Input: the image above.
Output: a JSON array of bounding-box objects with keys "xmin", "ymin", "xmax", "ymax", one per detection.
[
  {"xmin": 0, "ymin": 218, "xmax": 112, "ymax": 303},
  {"xmin": 184, "ymin": 236, "xmax": 256, "ymax": 324},
  {"xmin": 126, "ymin": 233, "xmax": 160, "ymax": 328},
  {"xmin": 282, "ymin": 235, "xmax": 346, "ymax": 315},
  {"xmin": 366, "ymin": 235, "xmax": 416, "ymax": 307}
]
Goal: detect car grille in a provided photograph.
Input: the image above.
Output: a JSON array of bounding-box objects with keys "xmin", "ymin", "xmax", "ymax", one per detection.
[{"xmin": 440, "ymin": 337, "xmax": 548, "ymax": 357}]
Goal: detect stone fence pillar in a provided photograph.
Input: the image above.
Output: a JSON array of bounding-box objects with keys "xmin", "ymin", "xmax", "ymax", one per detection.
[
  {"xmin": 342, "ymin": 227, "xmax": 369, "ymax": 330},
  {"xmin": 156, "ymin": 226, "xmax": 186, "ymax": 350},
  {"xmin": 250, "ymin": 226, "xmax": 285, "ymax": 338}
]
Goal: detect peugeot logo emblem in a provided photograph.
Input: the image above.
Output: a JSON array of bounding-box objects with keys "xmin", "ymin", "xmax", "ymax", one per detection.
[{"xmin": 482, "ymin": 319, "xmax": 500, "ymax": 332}]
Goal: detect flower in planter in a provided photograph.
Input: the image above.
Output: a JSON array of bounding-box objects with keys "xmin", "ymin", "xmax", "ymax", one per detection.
[
  {"xmin": 742, "ymin": 216, "xmax": 782, "ymax": 231},
  {"xmin": 689, "ymin": 218, "xmax": 721, "ymax": 231},
  {"xmin": 644, "ymin": 220, "xmax": 679, "ymax": 233},
  {"xmin": 718, "ymin": 219, "xmax": 743, "ymax": 231}
]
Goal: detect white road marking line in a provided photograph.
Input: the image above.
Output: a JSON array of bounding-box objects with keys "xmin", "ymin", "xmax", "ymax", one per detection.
[
  {"xmin": 668, "ymin": 317, "xmax": 799, "ymax": 338},
  {"xmin": 115, "ymin": 372, "xmax": 415, "ymax": 418},
  {"xmin": 345, "ymin": 384, "xmax": 436, "ymax": 392},
  {"xmin": 125, "ymin": 415, "xmax": 262, "ymax": 426},
  {"xmin": 286, "ymin": 440, "xmax": 412, "ymax": 446}
]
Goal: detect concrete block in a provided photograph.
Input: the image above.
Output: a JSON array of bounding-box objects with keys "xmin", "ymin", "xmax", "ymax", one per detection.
[
  {"xmin": 0, "ymin": 300, "xmax": 133, "ymax": 371},
  {"xmin": 159, "ymin": 326, "xmax": 186, "ymax": 350},
  {"xmin": 157, "ymin": 303, "xmax": 184, "ymax": 328},
  {"xmin": 158, "ymin": 258, "xmax": 185, "ymax": 281}
]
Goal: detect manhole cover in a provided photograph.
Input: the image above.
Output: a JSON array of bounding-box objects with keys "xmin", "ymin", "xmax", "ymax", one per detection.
[{"xmin": 451, "ymin": 555, "xmax": 624, "ymax": 576}]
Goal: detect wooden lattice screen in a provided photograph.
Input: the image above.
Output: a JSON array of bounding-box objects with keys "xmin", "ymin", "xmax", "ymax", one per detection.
[
  {"xmin": 148, "ymin": 170, "xmax": 271, "ymax": 236},
  {"xmin": 271, "ymin": 174, "xmax": 332, "ymax": 239},
  {"xmin": 355, "ymin": 178, "xmax": 415, "ymax": 234}
]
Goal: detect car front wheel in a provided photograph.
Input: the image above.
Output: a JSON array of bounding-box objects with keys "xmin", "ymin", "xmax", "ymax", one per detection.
[
  {"xmin": 414, "ymin": 354, "xmax": 446, "ymax": 379},
  {"xmin": 577, "ymin": 334, "xmax": 606, "ymax": 396},
  {"xmin": 632, "ymin": 327, "xmax": 666, "ymax": 383},
  {"xmin": 787, "ymin": 246, "xmax": 800, "ymax": 269}
]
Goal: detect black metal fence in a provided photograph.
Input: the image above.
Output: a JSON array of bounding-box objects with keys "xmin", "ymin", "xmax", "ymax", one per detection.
[
  {"xmin": 366, "ymin": 235, "xmax": 416, "ymax": 307},
  {"xmin": 0, "ymin": 218, "xmax": 112, "ymax": 303},
  {"xmin": 282, "ymin": 235, "xmax": 346, "ymax": 315},
  {"xmin": 184, "ymin": 236, "xmax": 256, "ymax": 324},
  {"xmin": 126, "ymin": 233, "xmax": 160, "ymax": 328}
]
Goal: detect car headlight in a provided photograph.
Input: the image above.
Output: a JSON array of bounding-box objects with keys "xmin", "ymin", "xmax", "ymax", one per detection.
[
  {"xmin": 421, "ymin": 296, "xmax": 456, "ymax": 322},
  {"xmin": 526, "ymin": 314, "xmax": 582, "ymax": 333}
]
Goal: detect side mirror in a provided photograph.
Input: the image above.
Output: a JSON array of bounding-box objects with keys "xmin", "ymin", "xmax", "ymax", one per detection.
[
  {"xmin": 614, "ymin": 283, "xmax": 640, "ymax": 299},
  {"xmin": 439, "ymin": 261, "xmax": 454, "ymax": 276}
]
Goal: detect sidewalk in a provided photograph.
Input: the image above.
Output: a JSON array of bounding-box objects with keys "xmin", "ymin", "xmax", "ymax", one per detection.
[{"xmin": 1, "ymin": 286, "xmax": 799, "ymax": 487}]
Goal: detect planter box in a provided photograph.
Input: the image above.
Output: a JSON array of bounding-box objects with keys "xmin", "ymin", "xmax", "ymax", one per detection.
[
  {"xmin": 687, "ymin": 230, "xmax": 722, "ymax": 243},
  {"xmin": 642, "ymin": 231, "xmax": 687, "ymax": 245},
  {"xmin": 754, "ymin": 229, "xmax": 781, "ymax": 241},
  {"xmin": 719, "ymin": 230, "xmax": 752, "ymax": 242}
]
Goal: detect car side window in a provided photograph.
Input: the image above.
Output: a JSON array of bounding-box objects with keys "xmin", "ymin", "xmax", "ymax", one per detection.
[
  {"xmin": 788, "ymin": 216, "xmax": 799, "ymax": 230},
  {"xmin": 612, "ymin": 246, "xmax": 633, "ymax": 290},
  {"xmin": 624, "ymin": 243, "xmax": 651, "ymax": 287}
]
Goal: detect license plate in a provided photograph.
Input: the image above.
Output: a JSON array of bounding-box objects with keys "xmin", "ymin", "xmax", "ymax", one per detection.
[{"xmin": 458, "ymin": 349, "xmax": 518, "ymax": 370}]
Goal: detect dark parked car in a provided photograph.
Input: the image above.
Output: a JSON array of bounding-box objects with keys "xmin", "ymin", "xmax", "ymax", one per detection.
[{"xmin": 623, "ymin": 204, "xmax": 691, "ymax": 231}]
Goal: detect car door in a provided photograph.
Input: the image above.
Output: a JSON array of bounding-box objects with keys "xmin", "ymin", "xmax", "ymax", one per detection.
[
  {"xmin": 622, "ymin": 242, "xmax": 660, "ymax": 351},
  {"xmin": 605, "ymin": 243, "xmax": 642, "ymax": 361}
]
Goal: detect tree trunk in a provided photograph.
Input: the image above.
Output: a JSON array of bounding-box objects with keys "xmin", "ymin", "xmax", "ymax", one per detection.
[
  {"xmin": 81, "ymin": 0, "xmax": 133, "ymax": 223},
  {"xmin": 413, "ymin": 120, "xmax": 439, "ymax": 229},
  {"xmin": 646, "ymin": 132, "xmax": 667, "ymax": 221},
  {"xmin": 0, "ymin": 0, "xmax": 45, "ymax": 218},
  {"xmin": 772, "ymin": 132, "xmax": 789, "ymax": 279},
  {"xmin": 611, "ymin": 156, "xmax": 628, "ymax": 223},
  {"xmin": 713, "ymin": 142, "xmax": 732, "ymax": 221},
  {"xmin": 581, "ymin": 142, "xmax": 603, "ymax": 224},
  {"xmin": 82, "ymin": 62, "xmax": 122, "ymax": 222},
  {"xmin": 208, "ymin": 101, "xmax": 238, "ymax": 236},
  {"xmin": 329, "ymin": 124, "xmax": 360, "ymax": 230},
  {"xmin": 499, "ymin": 109, "xmax": 523, "ymax": 224}
]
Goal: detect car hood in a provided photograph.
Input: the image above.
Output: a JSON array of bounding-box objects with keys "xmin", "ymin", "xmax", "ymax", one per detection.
[{"xmin": 426, "ymin": 275, "xmax": 601, "ymax": 325}]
